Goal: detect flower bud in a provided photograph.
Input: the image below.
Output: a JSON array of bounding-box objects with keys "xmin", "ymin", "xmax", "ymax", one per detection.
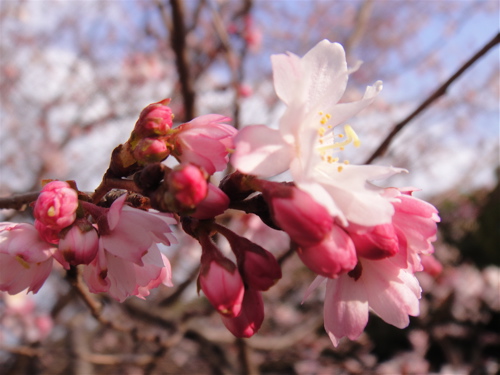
[
  {"xmin": 34, "ymin": 220, "xmax": 61, "ymax": 244},
  {"xmin": 217, "ymin": 226, "xmax": 281, "ymax": 291},
  {"xmin": 199, "ymin": 235, "xmax": 244, "ymax": 317},
  {"xmin": 34, "ymin": 181, "xmax": 78, "ymax": 230},
  {"xmin": 297, "ymin": 225, "xmax": 357, "ymax": 278},
  {"xmin": 263, "ymin": 184, "xmax": 332, "ymax": 247},
  {"xmin": 191, "ymin": 184, "xmax": 230, "ymax": 220},
  {"xmin": 349, "ymin": 223, "xmax": 399, "ymax": 260},
  {"xmin": 133, "ymin": 98, "xmax": 173, "ymax": 137},
  {"xmin": 132, "ymin": 137, "xmax": 169, "ymax": 164},
  {"xmin": 221, "ymin": 289, "xmax": 264, "ymax": 338},
  {"xmin": 54, "ymin": 220, "xmax": 99, "ymax": 268},
  {"xmin": 166, "ymin": 163, "xmax": 208, "ymax": 211}
]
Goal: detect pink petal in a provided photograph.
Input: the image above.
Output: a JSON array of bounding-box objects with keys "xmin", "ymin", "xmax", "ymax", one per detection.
[
  {"xmin": 324, "ymin": 276, "xmax": 369, "ymax": 347},
  {"xmin": 107, "ymin": 194, "xmax": 127, "ymax": 230},
  {"xmin": 232, "ymin": 125, "xmax": 294, "ymax": 177}
]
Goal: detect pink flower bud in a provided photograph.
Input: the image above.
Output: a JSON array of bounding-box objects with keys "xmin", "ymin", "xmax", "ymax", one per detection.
[
  {"xmin": 217, "ymin": 225, "xmax": 281, "ymax": 291},
  {"xmin": 199, "ymin": 236, "xmax": 244, "ymax": 317},
  {"xmin": 34, "ymin": 181, "xmax": 78, "ymax": 230},
  {"xmin": 134, "ymin": 98, "xmax": 173, "ymax": 137},
  {"xmin": 297, "ymin": 225, "xmax": 357, "ymax": 278},
  {"xmin": 132, "ymin": 137, "xmax": 169, "ymax": 164},
  {"xmin": 221, "ymin": 289, "xmax": 264, "ymax": 338},
  {"xmin": 167, "ymin": 163, "xmax": 208, "ymax": 211},
  {"xmin": 264, "ymin": 184, "xmax": 332, "ymax": 247},
  {"xmin": 54, "ymin": 220, "xmax": 99, "ymax": 268},
  {"xmin": 34, "ymin": 220, "xmax": 61, "ymax": 244},
  {"xmin": 191, "ymin": 184, "xmax": 230, "ymax": 220},
  {"xmin": 349, "ymin": 223, "xmax": 399, "ymax": 260}
]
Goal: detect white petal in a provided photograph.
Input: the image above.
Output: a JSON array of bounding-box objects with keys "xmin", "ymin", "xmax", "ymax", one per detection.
[
  {"xmin": 231, "ymin": 125, "xmax": 294, "ymax": 177},
  {"xmin": 327, "ymin": 80, "xmax": 383, "ymax": 127},
  {"xmin": 300, "ymin": 40, "xmax": 348, "ymax": 112},
  {"xmin": 271, "ymin": 52, "xmax": 302, "ymax": 105},
  {"xmin": 314, "ymin": 164, "xmax": 406, "ymax": 226}
]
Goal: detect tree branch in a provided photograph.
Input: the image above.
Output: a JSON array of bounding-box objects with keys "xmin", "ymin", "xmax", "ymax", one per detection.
[
  {"xmin": 0, "ymin": 192, "xmax": 40, "ymax": 210},
  {"xmin": 365, "ymin": 31, "xmax": 500, "ymax": 164}
]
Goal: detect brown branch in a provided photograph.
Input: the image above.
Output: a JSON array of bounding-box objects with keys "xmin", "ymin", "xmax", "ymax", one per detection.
[
  {"xmin": 0, "ymin": 192, "xmax": 40, "ymax": 210},
  {"xmin": 365, "ymin": 31, "xmax": 500, "ymax": 164},
  {"xmin": 344, "ymin": 0, "xmax": 373, "ymax": 55},
  {"xmin": 168, "ymin": 0, "xmax": 196, "ymax": 121}
]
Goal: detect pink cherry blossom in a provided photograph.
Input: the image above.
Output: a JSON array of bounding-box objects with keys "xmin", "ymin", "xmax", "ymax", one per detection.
[
  {"xmin": 169, "ymin": 114, "xmax": 237, "ymax": 175},
  {"xmin": 232, "ymin": 39, "xmax": 404, "ymax": 227},
  {"xmin": 82, "ymin": 194, "xmax": 177, "ymax": 301},
  {"xmin": 33, "ymin": 181, "xmax": 78, "ymax": 230},
  {"xmin": 0, "ymin": 223, "xmax": 55, "ymax": 294},
  {"xmin": 100, "ymin": 194, "xmax": 177, "ymax": 265},
  {"xmin": 385, "ymin": 187, "xmax": 440, "ymax": 272},
  {"xmin": 83, "ymin": 243, "xmax": 173, "ymax": 302},
  {"xmin": 323, "ymin": 256, "xmax": 421, "ymax": 346}
]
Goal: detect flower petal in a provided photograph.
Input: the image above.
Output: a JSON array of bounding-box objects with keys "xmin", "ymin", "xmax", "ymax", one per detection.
[
  {"xmin": 232, "ymin": 125, "xmax": 294, "ymax": 177},
  {"xmin": 324, "ymin": 276, "xmax": 369, "ymax": 347}
]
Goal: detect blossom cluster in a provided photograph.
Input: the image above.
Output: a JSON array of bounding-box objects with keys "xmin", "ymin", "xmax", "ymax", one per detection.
[{"xmin": 0, "ymin": 39, "xmax": 439, "ymax": 346}]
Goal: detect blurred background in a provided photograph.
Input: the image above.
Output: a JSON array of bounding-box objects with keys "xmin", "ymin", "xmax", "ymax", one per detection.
[{"xmin": 0, "ymin": 1, "xmax": 499, "ymax": 374}]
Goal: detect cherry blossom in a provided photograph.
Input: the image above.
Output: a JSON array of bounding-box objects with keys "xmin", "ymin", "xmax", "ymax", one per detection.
[
  {"xmin": 0, "ymin": 223, "xmax": 55, "ymax": 294},
  {"xmin": 232, "ymin": 39, "xmax": 404, "ymax": 227}
]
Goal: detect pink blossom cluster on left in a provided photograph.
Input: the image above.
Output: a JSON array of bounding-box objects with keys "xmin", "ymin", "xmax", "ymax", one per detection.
[{"xmin": 0, "ymin": 181, "xmax": 176, "ymax": 302}]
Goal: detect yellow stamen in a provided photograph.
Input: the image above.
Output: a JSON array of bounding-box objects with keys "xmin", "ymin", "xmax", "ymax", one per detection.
[
  {"xmin": 337, "ymin": 166, "xmax": 344, "ymax": 172},
  {"xmin": 15, "ymin": 256, "xmax": 30, "ymax": 269},
  {"xmin": 47, "ymin": 206, "xmax": 56, "ymax": 217}
]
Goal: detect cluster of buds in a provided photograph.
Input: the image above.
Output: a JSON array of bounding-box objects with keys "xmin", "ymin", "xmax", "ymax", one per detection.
[{"xmin": 183, "ymin": 218, "xmax": 281, "ymax": 337}]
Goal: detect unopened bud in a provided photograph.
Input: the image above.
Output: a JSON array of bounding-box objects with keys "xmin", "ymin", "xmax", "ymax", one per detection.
[
  {"xmin": 54, "ymin": 220, "xmax": 99, "ymax": 268},
  {"xmin": 132, "ymin": 138, "xmax": 169, "ymax": 164},
  {"xmin": 297, "ymin": 225, "xmax": 357, "ymax": 278},
  {"xmin": 349, "ymin": 223, "xmax": 399, "ymax": 260},
  {"xmin": 34, "ymin": 181, "xmax": 78, "ymax": 230},
  {"xmin": 221, "ymin": 289, "xmax": 264, "ymax": 338},
  {"xmin": 199, "ymin": 235, "xmax": 244, "ymax": 317},
  {"xmin": 133, "ymin": 98, "xmax": 173, "ymax": 137},
  {"xmin": 263, "ymin": 183, "xmax": 332, "ymax": 247},
  {"xmin": 166, "ymin": 163, "xmax": 208, "ymax": 211},
  {"xmin": 191, "ymin": 184, "xmax": 230, "ymax": 220}
]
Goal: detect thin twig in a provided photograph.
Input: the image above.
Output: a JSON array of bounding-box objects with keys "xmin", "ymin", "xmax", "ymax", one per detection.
[
  {"xmin": 0, "ymin": 192, "xmax": 40, "ymax": 210},
  {"xmin": 168, "ymin": 0, "xmax": 196, "ymax": 121},
  {"xmin": 365, "ymin": 31, "xmax": 500, "ymax": 164}
]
